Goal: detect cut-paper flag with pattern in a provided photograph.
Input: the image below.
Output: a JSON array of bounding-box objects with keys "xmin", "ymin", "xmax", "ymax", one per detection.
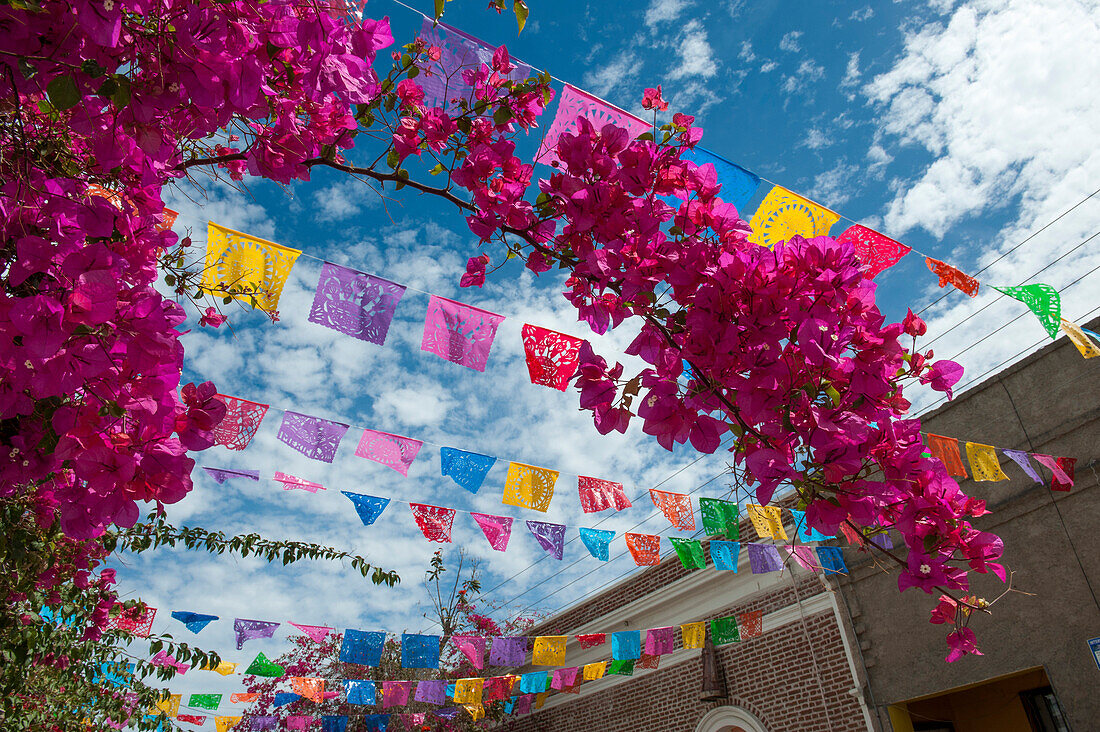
[
  {"xmin": 1002, "ymin": 449, "xmax": 1042, "ymax": 483},
  {"xmin": 152, "ymin": 693, "xmax": 180, "ymax": 717},
  {"xmin": 107, "ymin": 604, "xmax": 156, "ymax": 636},
  {"xmin": 608, "ymin": 659, "xmax": 635, "ymax": 676},
  {"xmin": 747, "ymin": 186, "xmax": 840, "ymax": 248},
  {"xmin": 576, "ymin": 633, "xmax": 605, "ymax": 648},
  {"xmin": 746, "ymin": 543, "xmax": 784, "ymax": 574},
  {"xmin": 521, "ymin": 324, "xmax": 583, "ymax": 391},
  {"xmin": 536, "ymin": 84, "xmax": 650, "ymax": 167},
  {"xmin": 471, "ymin": 512, "xmax": 513, "ymax": 551},
  {"xmin": 204, "ymin": 222, "xmax": 300, "ymax": 311},
  {"xmin": 1033, "ymin": 454, "xmax": 1075, "ymax": 491},
  {"xmin": 838, "ymin": 224, "xmax": 911, "ymax": 280},
  {"xmin": 416, "ymin": 17, "xmax": 531, "ymax": 112},
  {"xmin": 382, "ymin": 681, "xmax": 412, "ymax": 709},
  {"xmin": 1061, "ymin": 318, "xmax": 1100, "ymax": 358},
  {"xmin": 171, "ymin": 611, "xmax": 218, "ymax": 634},
  {"xmin": 578, "ymin": 527, "xmax": 614, "ymax": 561},
  {"xmin": 414, "ymin": 680, "xmax": 445, "ymax": 705},
  {"xmin": 345, "ymin": 680, "xmax": 376, "ymax": 705},
  {"xmin": 669, "ymin": 537, "xmax": 706, "ymax": 569},
  {"xmin": 341, "ymin": 492, "xmax": 390, "ymax": 526},
  {"xmin": 249, "ymin": 716, "xmax": 277, "ymax": 731},
  {"xmin": 453, "ymin": 678, "xmax": 484, "ymax": 705},
  {"xmin": 214, "ymin": 717, "xmax": 242, "ymax": 732},
  {"xmin": 650, "ymin": 489, "xmax": 695, "ymax": 530},
  {"xmin": 277, "ymin": 411, "xmax": 349, "ymax": 463},
  {"xmin": 699, "ymin": 497, "xmax": 738, "ymax": 540},
  {"xmin": 308, "ymin": 262, "xmax": 405, "ymax": 345},
  {"xmin": 203, "ymin": 467, "xmax": 259, "ymax": 485},
  {"xmin": 995, "ymin": 284, "xmax": 1060, "ymax": 338},
  {"xmin": 177, "ymin": 716, "xmax": 207, "ymax": 726},
  {"xmin": 409, "ymin": 503, "xmax": 456, "ymax": 543},
  {"xmin": 229, "ymin": 693, "xmax": 257, "ymax": 703},
  {"xmin": 577, "ymin": 476, "xmax": 632, "ymax": 512},
  {"xmin": 551, "ymin": 667, "xmax": 579, "ymax": 691},
  {"xmin": 681, "ymin": 622, "xmax": 705, "ymax": 649},
  {"xmin": 274, "ymin": 471, "xmax": 324, "ymax": 493},
  {"xmin": 234, "ymin": 618, "xmax": 279, "ymax": 650},
  {"xmin": 286, "ymin": 716, "xmax": 315, "ymax": 731},
  {"xmin": 421, "ymin": 295, "xmax": 504, "ymax": 372},
  {"xmin": 532, "ymin": 636, "xmax": 567, "ymax": 666},
  {"xmin": 786, "ymin": 545, "xmax": 821, "ymax": 572},
  {"xmin": 611, "ymin": 631, "xmax": 641, "ymax": 660},
  {"xmin": 488, "ymin": 637, "xmax": 526, "ymax": 667},
  {"xmin": 320, "ymin": 716, "xmax": 347, "ymax": 732},
  {"xmin": 453, "ymin": 636, "xmax": 486, "ymax": 670},
  {"xmin": 681, "ymin": 147, "xmax": 761, "ymax": 212},
  {"xmin": 526, "ymin": 520, "xmax": 566, "ymax": 560},
  {"xmin": 710, "ymin": 616, "xmax": 740, "ymax": 645},
  {"xmin": 355, "ymin": 429, "xmax": 422, "ymax": 476},
  {"xmin": 211, "ymin": 394, "xmax": 269, "ymax": 451},
  {"xmin": 625, "ymin": 533, "xmax": 661, "ymax": 566},
  {"xmin": 738, "ymin": 610, "xmax": 763, "ymax": 640},
  {"xmin": 926, "ymin": 433, "xmax": 967, "ymax": 477},
  {"xmin": 645, "ymin": 627, "xmax": 675, "ymax": 656},
  {"xmin": 502, "ymin": 462, "xmax": 558, "ymax": 512},
  {"xmin": 746, "ymin": 504, "xmax": 787, "ymax": 540},
  {"xmin": 209, "ymin": 661, "xmax": 238, "ymax": 676},
  {"xmin": 583, "ymin": 662, "xmax": 607, "ymax": 681},
  {"xmin": 816, "ymin": 546, "xmax": 847, "ymax": 575},
  {"xmin": 188, "ymin": 694, "xmax": 221, "ymax": 710},
  {"xmin": 788, "ymin": 508, "xmax": 834, "ymax": 542},
  {"xmin": 965, "ymin": 443, "xmax": 1008, "ymax": 482},
  {"xmin": 519, "ymin": 672, "xmax": 547, "ymax": 694},
  {"xmin": 711, "ymin": 540, "xmax": 741, "ymax": 571},
  {"xmin": 340, "ymin": 629, "xmax": 385, "ymax": 667},
  {"xmin": 440, "ymin": 447, "xmax": 495, "ymax": 493},
  {"xmin": 401, "ymin": 633, "xmax": 441, "ymax": 669},
  {"xmin": 289, "ymin": 623, "xmax": 333, "ymax": 643},
  {"xmin": 926, "ymin": 257, "xmax": 979, "ymax": 297},
  {"xmin": 290, "ymin": 677, "xmax": 325, "ymax": 704},
  {"xmin": 244, "ymin": 653, "xmax": 284, "ymax": 678}
]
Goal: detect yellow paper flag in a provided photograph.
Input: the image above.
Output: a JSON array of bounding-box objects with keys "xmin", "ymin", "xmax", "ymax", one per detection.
[
  {"xmin": 748, "ymin": 186, "xmax": 840, "ymax": 248},
  {"xmin": 215, "ymin": 717, "xmax": 242, "ymax": 732},
  {"xmin": 531, "ymin": 635, "xmax": 567, "ymax": 666},
  {"xmin": 464, "ymin": 703, "xmax": 485, "ymax": 721},
  {"xmin": 204, "ymin": 221, "xmax": 300, "ymax": 311},
  {"xmin": 152, "ymin": 694, "xmax": 180, "ymax": 717},
  {"xmin": 454, "ymin": 678, "xmax": 485, "ymax": 705},
  {"xmin": 681, "ymin": 621, "xmax": 705, "ymax": 649},
  {"xmin": 502, "ymin": 462, "xmax": 558, "ymax": 512},
  {"xmin": 1061, "ymin": 318, "xmax": 1100, "ymax": 359},
  {"xmin": 583, "ymin": 661, "xmax": 607, "ymax": 681},
  {"xmin": 211, "ymin": 661, "xmax": 238, "ymax": 676},
  {"xmin": 746, "ymin": 504, "xmax": 788, "ymax": 540},
  {"xmin": 965, "ymin": 442, "xmax": 1008, "ymax": 482},
  {"xmin": 535, "ymin": 691, "xmax": 549, "ymax": 709}
]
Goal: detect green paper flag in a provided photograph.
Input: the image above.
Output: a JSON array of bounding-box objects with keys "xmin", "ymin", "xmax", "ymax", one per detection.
[
  {"xmin": 669, "ymin": 537, "xmax": 706, "ymax": 569},
  {"xmin": 188, "ymin": 693, "xmax": 222, "ymax": 710},
  {"xmin": 608, "ymin": 659, "xmax": 635, "ymax": 676},
  {"xmin": 244, "ymin": 652, "xmax": 285, "ymax": 678},
  {"xmin": 994, "ymin": 284, "xmax": 1060, "ymax": 338},
  {"xmin": 699, "ymin": 498, "xmax": 739, "ymax": 540},
  {"xmin": 710, "ymin": 616, "xmax": 740, "ymax": 645}
]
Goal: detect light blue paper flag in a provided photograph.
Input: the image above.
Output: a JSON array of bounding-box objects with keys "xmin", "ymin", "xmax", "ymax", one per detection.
[
  {"xmin": 340, "ymin": 629, "xmax": 385, "ymax": 666},
  {"xmin": 519, "ymin": 672, "xmax": 547, "ymax": 694},
  {"xmin": 611, "ymin": 630, "xmax": 641, "ymax": 660},
  {"xmin": 402, "ymin": 633, "xmax": 441, "ymax": 669},
  {"xmin": 341, "ymin": 491, "xmax": 390, "ymax": 526},
  {"xmin": 578, "ymin": 528, "xmax": 615, "ymax": 561},
  {"xmin": 816, "ymin": 546, "xmax": 847, "ymax": 575},
  {"xmin": 446, "ymin": 682, "xmax": 456, "ymax": 699},
  {"xmin": 682, "ymin": 147, "xmax": 762, "ymax": 212},
  {"xmin": 345, "ymin": 680, "xmax": 376, "ymax": 705},
  {"xmin": 789, "ymin": 509, "xmax": 834, "ymax": 542},
  {"xmin": 170, "ymin": 611, "xmax": 219, "ymax": 634},
  {"xmin": 710, "ymin": 540, "xmax": 741, "ymax": 571},
  {"xmin": 440, "ymin": 447, "xmax": 496, "ymax": 493}
]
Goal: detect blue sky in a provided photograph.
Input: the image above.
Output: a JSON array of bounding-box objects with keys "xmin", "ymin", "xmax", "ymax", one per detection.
[{"xmin": 117, "ymin": 0, "xmax": 1100, "ymax": 709}]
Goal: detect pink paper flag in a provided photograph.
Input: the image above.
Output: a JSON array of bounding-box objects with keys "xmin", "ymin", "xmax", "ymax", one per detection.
[
  {"xmin": 421, "ymin": 295, "xmax": 504, "ymax": 372},
  {"xmin": 453, "ymin": 635, "xmax": 486, "ymax": 670},
  {"xmin": 410, "ymin": 503, "xmax": 457, "ymax": 543},
  {"xmin": 382, "ymin": 680, "xmax": 412, "ymax": 709},
  {"xmin": 470, "ymin": 512, "xmax": 513, "ymax": 552},
  {"xmin": 274, "ymin": 471, "xmax": 324, "ymax": 493},
  {"xmin": 521, "ymin": 324, "xmax": 583, "ymax": 391},
  {"xmin": 1032, "ymin": 454, "xmax": 1075, "ymax": 491},
  {"xmin": 286, "ymin": 717, "xmax": 315, "ymax": 731},
  {"xmin": 289, "ymin": 623, "xmax": 333, "ymax": 643},
  {"xmin": 355, "ymin": 429, "xmax": 423, "ymax": 477},
  {"xmin": 536, "ymin": 84, "xmax": 650, "ymax": 168},
  {"xmin": 785, "ymin": 545, "xmax": 821, "ymax": 572},
  {"xmin": 578, "ymin": 476, "xmax": 633, "ymax": 513},
  {"xmin": 551, "ymin": 667, "xmax": 579, "ymax": 690}
]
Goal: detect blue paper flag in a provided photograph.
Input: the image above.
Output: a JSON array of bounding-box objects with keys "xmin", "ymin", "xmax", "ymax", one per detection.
[
  {"xmin": 710, "ymin": 540, "xmax": 741, "ymax": 571},
  {"xmin": 682, "ymin": 147, "xmax": 762, "ymax": 212},
  {"xmin": 340, "ymin": 629, "xmax": 386, "ymax": 666},
  {"xmin": 504, "ymin": 697, "xmax": 515, "ymax": 714},
  {"xmin": 435, "ymin": 708, "xmax": 461, "ymax": 720},
  {"xmin": 362, "ymin": 715, "xmax": 390, "ymax": 732},
  {"xmin": 273, "ymin": 692, "xmax": 300, "ymax": 707},
  {"xmin": 578, "ymin": 527, "xmax": 615, "ymax": 561},
  {"xmin": 402, "ymin": 633, "xmax": 441, "ymax": 669},
  {"xmin": 519, "ymin": 671, "xmax": 547, "ymax": 694},
  {"xmin": 345, "ymin": 679, "xmax": 376, "ymax": 705},
  {"xmin": 341, "ymin": 491, "xmax": 391, "ymax": 526},
  {"xmin": 788, "ymin": 509, "xmax": 834, "ymax": 542},
  {"xmin": 816, "ymin": 546, "xmax": 847, "ymax": 575},
  {"xmin": 321, "ymin": 716, "xmax": 348, "ymax": 732},
  {"xmin": 611, "ymin": 630, "xmax": 641, "ymax": 660},
  {"xmin": 446, "ymin": 682, "xmax": 456, "ymax": 699},
  {"xmin": 440, "ymin": 447, "xmax": 496, "ymax": 493},
  {"xmin": 170, "ymin": 610, "xmax": 219, "ymax": 634}
]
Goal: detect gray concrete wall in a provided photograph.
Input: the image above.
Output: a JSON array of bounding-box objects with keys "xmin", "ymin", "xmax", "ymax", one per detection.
[{"xmin": 836, "ymin": 318, "xmax": 1100, "ymax": 731}]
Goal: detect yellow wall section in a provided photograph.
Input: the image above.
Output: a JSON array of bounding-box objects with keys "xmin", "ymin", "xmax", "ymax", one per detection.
[{"xmin": 902, "ymin": 668, "xmax": 1049, "ymax": 732}]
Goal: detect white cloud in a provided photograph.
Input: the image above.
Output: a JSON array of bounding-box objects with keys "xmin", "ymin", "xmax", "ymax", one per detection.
[
  {"xmin": 311, "ymin": 179, "xmax": 376, "ymax": 221},
  {"xmin": 840, "ymin": 51, "xmax": 862, "ymax": 97},
  {"xmin": 668, "ymin": 20, "xmax": 719, "ymax": 80},
  {"xmin": 802, "ymin": 128, "xmax": 831, "ymax": 150},
  {"xmin": 645, "ymin": 0, "xmax": 691, "ymax": 28},
  {"xmin": 760, "ymin": 61, "xmax": 779, "ymax": 73},
  {"xmin": 781, "ymin": 58, "xmax": 825, "ymax": 94},
  {"xmin": 582, "ymin": 50, "xmax": 642, "ymax": 98},
  {"xmin": 849, "ymin": 6, "xmax": 874, "ymax": 21},
  {"xmin": 866, "ymin": 142, "xmax": 894, "ymax": 178},
  {"xmin": 779, "ymin": 30, "xmax": 803, "ymax": 53},
  {"xmin": 807, "ymin": 160, "xmax": 859, "ymax": 208},
  {"xmin": 738, "ymin": 41, "xmax": 756, "ymax": 62}
]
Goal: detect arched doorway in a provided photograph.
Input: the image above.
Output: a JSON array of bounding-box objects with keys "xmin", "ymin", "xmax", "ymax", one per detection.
[{"xmin": 694, "ymin": 706, "xmax": 770, "ymax": 732}]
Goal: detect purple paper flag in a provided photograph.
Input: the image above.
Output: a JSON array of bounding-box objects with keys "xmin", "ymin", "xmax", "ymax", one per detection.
[
  {"xmin": 645, "ymin": 627, "xmax": 675, "ymax": 656},
  {"xmin": 1002, "ymin": 449, "xmax": 1043, "ymax": 483},
  {"xmin": 277, "ymin": 411, "xmax": 349, "ymax": 463},
  {"xmin": 414, "ymin": 679, "xmax": 446, "ymax": 705},
  {"xmin": 452, "ymin": 635, "xmax": 486, "ymax": 670},
  {"xmin": 526, "ymin": 520, "xmax": 566, "ymax": 560},
  {"xmin": 488, "ymin": 636, "xmax": 527, "ymax": 667},
  {"xmin": 308, "ymin": 262, "xmax": 405, "ymax": 345},
  {"xmin": 434, "ymin": 708, "xmax": 461, "ymax": 720},
  {"xmin": 471, "ymin": 512, "xmax": 513, "ymax": 552},
  {"xmin": 250, "ymin": 717, "xmax": 278, "ymax": 731},
  {"xmin": 417, "ymin": 17, "xmax": 531, "ymax": 112},
  {"xmin": 203, "ymin": 467, "xmax": 259, "ymax": 484},
  {"xmin": 420, "ymin": 295, "xmax": 504, "ymax": 372},
  {"xmin": 234, "ymin": 618, "xmax": 280, "ymax": 650},
  {"xmin": 536, "ymin": 84, "xmax": 650, "ymax": 168},
  {"xmin": 746, "ymin": 544, "xmax": 784, "ymax": 574},
  {"xmin": 355, "ymin": 429, "xmax": 422, "ymax": 476}
]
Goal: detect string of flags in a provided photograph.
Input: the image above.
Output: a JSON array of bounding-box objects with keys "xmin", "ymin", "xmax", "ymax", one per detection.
[{"xmin": 923, "ymin": 435, "xmax": 1077, "ymax": 490}]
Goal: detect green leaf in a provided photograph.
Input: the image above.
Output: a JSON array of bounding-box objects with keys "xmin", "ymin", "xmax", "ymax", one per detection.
[
  {"xmin": 46, "ymin": 74, "xmax": 80, "ymax": 110},
  {"xmin": 81, "ymin": 59, "xmax": 107, "ymax": 78},
  {"xmin": 513, "ymin": 0, "xmax": 529, "ymax": 33},
  {"xmin": 111, "ymin": 74, "xmax": 131, "ymax": 108}
]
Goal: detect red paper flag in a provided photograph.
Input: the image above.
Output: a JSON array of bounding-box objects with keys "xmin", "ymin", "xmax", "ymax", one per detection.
[
  {"xmin": 410, "ymin": 503, "xmax": 457, "ymax": 543},
  {"xmin": 926, "ymin": 433, "xmax": 968, "ymax": 477},
  {"xmin": 926, "ymin": 258, "xmax": 979, "ymax": 297},
  {"xmin": 578, "ymin": 476, "xmax": 632, "ymax": 513},
  {"xmin": 737, "ymin": 610, "xmax": 763, "ymax": 640},
  {"xmin": 521, "ymin": 324, "xmax": 583, "ymax": 391},
  {"xmin": 839, "ymin": 225, "xmax": 911, "ymax": 279},
  {"xmin": 625, "ymin": 533, "xmax": 661, "ymax": 566},
  {"xmin": 575, "ymin": 633, "xmax": 606, "ymax": 649},
  {"xmin": 212, "ymin": 394, "xmax": 270, "ymax": 451}
]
